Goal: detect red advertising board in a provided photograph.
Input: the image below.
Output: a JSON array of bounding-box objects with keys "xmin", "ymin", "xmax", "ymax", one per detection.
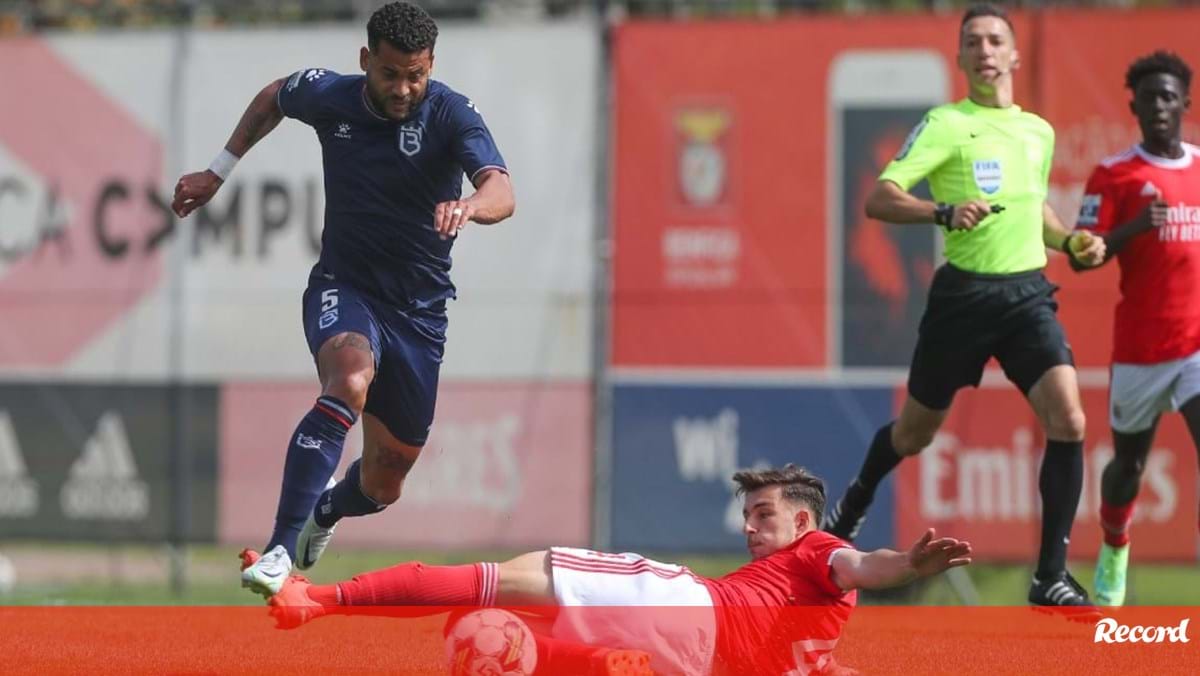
[
  {"xmin": 1039, "ymin": 9, "xmax": 1200, "ymax": 368},
  {"xmin": 613, "ymin": 9, "xmax": 1200, "ymax": 371},
  {"xmin": 895, "ymin": 384, "xmax": 1199, "ymax": 561},
  {"xmin": 611, "ymin": 15, "xmax": 1033, "ymax": 368}
]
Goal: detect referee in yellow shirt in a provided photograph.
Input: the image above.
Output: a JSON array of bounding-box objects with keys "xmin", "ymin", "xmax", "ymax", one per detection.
[{"xmin": 824, "ymin": 3, "xmax": 1106, "ymax": 607}]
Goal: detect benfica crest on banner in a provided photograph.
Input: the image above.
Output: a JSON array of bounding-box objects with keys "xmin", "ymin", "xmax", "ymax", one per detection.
[{"xmin": 675, "ymin": 108, "xmax": 732, "ymax": 208}]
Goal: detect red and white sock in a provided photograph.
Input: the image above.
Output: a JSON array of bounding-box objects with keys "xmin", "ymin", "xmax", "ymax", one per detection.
[
  {"xmin": 1099, "ymin": 500, "xmax": 1134, "ymax": 548},
  {"xmin": 334, "ymin": 561, "xmax": 498, "ymax": 606}
]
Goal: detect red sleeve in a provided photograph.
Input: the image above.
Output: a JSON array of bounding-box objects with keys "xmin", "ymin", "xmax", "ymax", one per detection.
[
  {"xmin": 795, "ymin": 531, "xmax": 854, "ymax": 598},
  {"xmin": 1076, "ymin": 165, "xmax": 1120, "ymax": 235}
]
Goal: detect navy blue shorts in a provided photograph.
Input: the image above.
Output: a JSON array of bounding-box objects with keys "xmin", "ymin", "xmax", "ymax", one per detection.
[{"xmin": 301, "ymin": 270, "xmax": 446, "ymax": 447}]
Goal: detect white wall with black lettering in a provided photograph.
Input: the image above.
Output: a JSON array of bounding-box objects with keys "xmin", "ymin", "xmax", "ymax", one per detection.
[{"xmin": 0, "ymin": 22, "xmax": 598, "ymax": 382}]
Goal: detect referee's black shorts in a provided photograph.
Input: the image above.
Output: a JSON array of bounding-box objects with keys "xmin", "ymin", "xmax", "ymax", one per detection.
[{"xmin": 907, "ymin": 263, "xmax": 1075, "ymax": 411}]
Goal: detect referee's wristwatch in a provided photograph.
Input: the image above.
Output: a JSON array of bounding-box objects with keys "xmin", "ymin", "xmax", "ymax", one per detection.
[
  {"xmin": 933, "ymin": 202, "xmax": 956, "ymax": 228},
  {"xmin": 1060, "ymin": 232, "xmax": 1075, "ymax": 254}
]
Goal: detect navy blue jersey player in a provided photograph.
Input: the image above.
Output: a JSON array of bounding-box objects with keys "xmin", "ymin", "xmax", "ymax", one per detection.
[{"xmin": 172, "ymin": 2, "xmax": 515, "ymax": 597}]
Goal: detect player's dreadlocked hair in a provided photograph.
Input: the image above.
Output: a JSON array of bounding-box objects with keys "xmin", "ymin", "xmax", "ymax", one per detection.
[
  {"xmin": 732, "ymin": 464, "xmax": 826, "ymax": 518},
  {"xmin": 367, "ymin": 2, "xmax": 439, "ymax": 54},
  {"xmin": 1125, "ymin": 51, "xmax": 1192, "ymax": 93},
  {"xmin": 960, "ymin": 3, "xmax": 1014, "ymax": 39}
]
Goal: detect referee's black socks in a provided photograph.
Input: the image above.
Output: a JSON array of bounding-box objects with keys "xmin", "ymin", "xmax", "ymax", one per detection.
[
  {"xmin": 850, "ymin": 422, "xmax": 904, "ymax": 504},
  {"xmin": 1036, "ymin": 439, "xmax": 1085, "ymax": 579}
]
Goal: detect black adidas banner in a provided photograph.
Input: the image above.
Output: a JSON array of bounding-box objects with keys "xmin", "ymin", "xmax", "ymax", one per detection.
[{"xmin": 0, "ymin": 384, "xmax": 218, "ymax": 542}]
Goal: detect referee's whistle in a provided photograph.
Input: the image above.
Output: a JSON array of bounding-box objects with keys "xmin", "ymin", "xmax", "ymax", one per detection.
[{"xmin": 990, "ymin": 204, "xmax": 1006, "ymax": 214}]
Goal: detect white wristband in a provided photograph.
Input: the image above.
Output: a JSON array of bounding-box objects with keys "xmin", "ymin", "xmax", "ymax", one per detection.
[{"xmin": 207, "ymin": 148, "xmax": 240, "ymax": 181}]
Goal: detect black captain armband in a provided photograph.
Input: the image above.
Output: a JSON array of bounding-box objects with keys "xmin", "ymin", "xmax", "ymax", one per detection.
[{"xmin": 933, "ymin": 203, "xmax": 955, "ymax": 227}]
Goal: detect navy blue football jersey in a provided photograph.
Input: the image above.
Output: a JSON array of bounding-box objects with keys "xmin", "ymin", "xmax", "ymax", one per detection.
[{"xmin": 278, "ymin": 68, "xmax": 507, "ymax": 311}]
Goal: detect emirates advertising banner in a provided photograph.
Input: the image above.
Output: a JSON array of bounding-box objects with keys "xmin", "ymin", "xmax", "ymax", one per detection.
[{"xmin": 894, "ymin": 384, "xmax": 1199, "ymax": 561}]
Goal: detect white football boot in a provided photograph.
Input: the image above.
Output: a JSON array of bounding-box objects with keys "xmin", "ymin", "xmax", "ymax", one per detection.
[{"xmin": 240, "ymin": 544, "xmax": 292, "ymax": 598}]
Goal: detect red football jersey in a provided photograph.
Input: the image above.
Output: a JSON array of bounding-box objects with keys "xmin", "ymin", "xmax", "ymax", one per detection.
[
  {"xmin": 1078, "ymin": 144, "xmax": 1200, "ymax": 364},
  {"xmin": 703, "ymin": 530, "xmax": 856, "ymax": 675}
]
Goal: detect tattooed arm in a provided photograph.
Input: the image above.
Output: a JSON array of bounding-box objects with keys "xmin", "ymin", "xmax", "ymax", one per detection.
[
  {"xmin": 224, "ymin": 78, "xmax": 287, "ymax": 158},
  {"xmin": 172, "ymin": 78, "xmax": 286, "ymax": 218}
]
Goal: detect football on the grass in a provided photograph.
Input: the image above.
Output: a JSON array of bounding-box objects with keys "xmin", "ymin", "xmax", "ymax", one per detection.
[{"xmin": 445, "ymin": 609, "xmax": 538, "ymax": 676}]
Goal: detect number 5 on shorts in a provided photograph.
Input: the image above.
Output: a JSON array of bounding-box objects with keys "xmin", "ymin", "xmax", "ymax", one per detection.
[
  {"xmin": 321, "ymin": 289, "xmax": 339, "ymax": 311},
  {"xmin": 319, "ymin": 289, "xmax": 339, "ymax": 329}
]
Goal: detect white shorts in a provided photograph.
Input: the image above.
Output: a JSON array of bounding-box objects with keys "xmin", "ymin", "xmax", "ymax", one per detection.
[
  {"xmin": 549, "ymin": 547, "xmax": 716, "ymax": 676},
  {"xmin": 1111, "ymin": 350, "xmax": 1200, "ymax": 432}
]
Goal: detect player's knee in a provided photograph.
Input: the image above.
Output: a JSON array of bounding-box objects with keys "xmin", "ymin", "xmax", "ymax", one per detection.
[
  {"xmin": 360, "ymin": 448, "xmax": 415, "ymax": 505},
  {"xmin": 323, "ymin": 370, "xmax": 372, "ymax": 412},
  {"xmin": 1067, "ymin": 413, "xmax": 1088, "ymax": 441},
  {"xmin": 1048, "ymin": 408, "xmax": 1087, "ymax": 442}
]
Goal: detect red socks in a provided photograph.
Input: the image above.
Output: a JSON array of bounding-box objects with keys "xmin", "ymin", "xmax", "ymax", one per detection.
[
  {"xmin": 1099, "ymin": 501, "xmax": 1134, "ymax": 547},
  {"xmin": 306, "ymin": 582, "xmax": 339, "ymax": 606},
  {"xmin": 334, "ymin": 561, "xmax": 499, "ymax": 607}
]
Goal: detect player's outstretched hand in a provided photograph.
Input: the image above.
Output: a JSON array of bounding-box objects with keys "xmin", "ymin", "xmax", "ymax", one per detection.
[
  {"xmin": 434, "ymin": 199, "xmax": 475, "ymax": 240},
  {"xmin": 906, "ymin": 528, "xmax": 972, "ymax": 578},
  {"xmin": 950, "ymin": 200, "xmax": 992, "ymax": 230},
  {"xmin": 1067, "ymin": 230, "xmax": 1106, "ymax": 267},
  {"xmin": 172, "ymin": 170, "xmax": 223, "ymax": 218}
]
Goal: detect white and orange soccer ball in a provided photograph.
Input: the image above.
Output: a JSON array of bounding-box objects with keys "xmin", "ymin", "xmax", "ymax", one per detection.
[{"xmin": 444, "ymin": 609, "xmax": 538, "ymax": 676}]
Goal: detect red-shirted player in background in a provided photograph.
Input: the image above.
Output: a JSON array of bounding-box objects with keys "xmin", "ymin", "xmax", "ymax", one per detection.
[
  {"xmin": 261, "ymin": 465, "xmax": 970, "ymax": 675},
  {"xmin": 1073, "ymin": 51, "xmax": 1198, "ymax": 607}
]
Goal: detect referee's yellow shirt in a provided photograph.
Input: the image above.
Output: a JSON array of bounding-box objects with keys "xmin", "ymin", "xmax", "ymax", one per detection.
[{"xmin": 879, "ymin": 98, "xmax": 1055, "ymax": 275}]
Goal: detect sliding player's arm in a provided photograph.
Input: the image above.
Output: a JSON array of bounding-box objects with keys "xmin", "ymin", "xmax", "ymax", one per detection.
[
  {"xmin": 829, "ymin": 529, "xmax": 971, "ymax": 592},
  {"xmin": 172, "ymin": 77, "xmax": 288, "ymax": 217}
]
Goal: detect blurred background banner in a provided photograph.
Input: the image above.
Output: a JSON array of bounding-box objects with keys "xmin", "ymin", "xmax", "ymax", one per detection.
[
  {"xmin": 1039, "ymin": 9, "xmax": 1200, "ymax": 371},
  {"xmin": 609, "ymin": 14, "xmax": 1034, "ymax": 369},
  {"xmin": 0, "ymin": 20, "xmax": 598, "ymax": 549},
  {"xmin": 0, "ymin": 384, "xmax": 217, "ymax": 541},
  {"xmin": 0, "ymin": 23, "xmax": 598, "ymax": 380},
  {"xmin": 894, "ymin": 383, "xmax": 1200, "ymax": 562},
  {"xmin": 1, "ymin": 2, "xmax": 1199, "ymax": 576},
  {"xmin": 610, "ymin": 384, "xmax": 893, "ymax": 551},
  {"xmin": 219, "ymin": 382, "xmax": 592, "ymax": 548},
  {"xmin": 606, "ymin": 6, "xmax": 1200, "ymax": 564}
]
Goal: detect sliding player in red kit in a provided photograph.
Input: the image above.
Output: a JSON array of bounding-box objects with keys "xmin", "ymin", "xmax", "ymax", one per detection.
[{"xmin": 261, "ymin": 465, "xmax": 971, "ymax": 675}]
